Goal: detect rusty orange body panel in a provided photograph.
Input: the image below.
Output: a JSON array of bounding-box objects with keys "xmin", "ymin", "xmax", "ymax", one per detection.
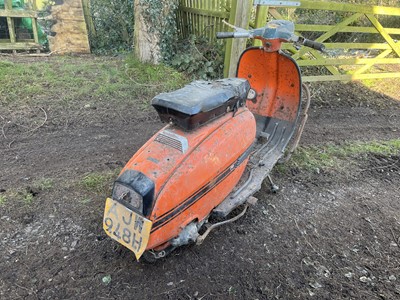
[
  {"xmin": 120, "ymin": 107, "xmax": 256, "ymax": 250},
  {"xmin": 237, "ymin": 48, "xmax": 301, "ymax": 122},
  {"xmin": 103, "ymin": 20, "xmax": 314, "ymax": 260}
]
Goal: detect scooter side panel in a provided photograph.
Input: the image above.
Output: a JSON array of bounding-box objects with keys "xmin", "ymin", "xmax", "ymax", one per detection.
[
  {"xmin": 120, "ymin": 110, "xmax": 241, "ymax": 204},
  {"xmin": 236, "ymin": 48, "xmax": 301, "ymax": 122},
  {"xmin": 147, "ymin": 109, "xmax": 256, "ymax": 249},
  {"xmin": 148, "ymin": 159, "xmax": 249, "ymax": 249}
]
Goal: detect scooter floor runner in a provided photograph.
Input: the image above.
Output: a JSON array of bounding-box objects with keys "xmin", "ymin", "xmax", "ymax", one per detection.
[{"xmin": 212, "ymin": 116, "xmax": 296, "ymax": 218}]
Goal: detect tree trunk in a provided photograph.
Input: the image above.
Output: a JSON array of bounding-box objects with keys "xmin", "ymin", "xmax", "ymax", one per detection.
[{"xmin": 134, "ymin": 0, "xmax": 178, "ymax": 64}]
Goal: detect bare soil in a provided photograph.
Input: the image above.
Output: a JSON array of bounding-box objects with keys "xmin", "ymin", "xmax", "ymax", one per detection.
[{"xmin": 1, "ymin": 59, "xmax": 400, "ymax": 299}]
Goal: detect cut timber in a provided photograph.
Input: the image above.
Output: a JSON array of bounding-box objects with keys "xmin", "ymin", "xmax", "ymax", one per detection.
[{"xmin": 48, "ymin": 0, "xmax": 90, "ymax": 54}]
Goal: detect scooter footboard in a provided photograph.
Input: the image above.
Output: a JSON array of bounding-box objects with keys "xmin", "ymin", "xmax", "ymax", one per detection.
[{"xmin": 213, "ymin": 116, "xmax": 295, "ymax": 217}]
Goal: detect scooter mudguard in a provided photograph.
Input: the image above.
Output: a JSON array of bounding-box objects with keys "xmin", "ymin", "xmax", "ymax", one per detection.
[{"xmin": 105, "ymin": 107, "xmax": 256, "ymax": 255}]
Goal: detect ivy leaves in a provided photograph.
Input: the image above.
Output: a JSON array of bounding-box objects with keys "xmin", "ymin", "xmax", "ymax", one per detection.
[{"xmin": 170, "ymin": 36, "xmax": 224, "ymax": 80}]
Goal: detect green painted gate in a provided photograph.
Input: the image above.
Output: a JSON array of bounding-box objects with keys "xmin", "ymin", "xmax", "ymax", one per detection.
[{"xmin": 178, "ymin": 0, "xmax": 400, "ymax": 81}]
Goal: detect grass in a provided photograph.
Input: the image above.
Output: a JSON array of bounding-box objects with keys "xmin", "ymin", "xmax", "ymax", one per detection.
[
  {"xmin": 80, "ymin": 198, "xmax": 92, "ymax": 204},
  {"xmin": 0, "ymin": 189, "xmax": 35, "ymax": 206},
  {"xmin": 281, "ymin": 139, "xmax": 400, "ymax": 173},
  {"xmin": 22, "ymin": 192, "xmax": 34, "ymax": 204},
  {"xmin": 33, "ymin": 178, "xmax": 54, "ymax": 190},
  {"xmin": 124, "ymin": 56, "xmax": 187, "ymax": 90},
  {"xmin": 80, "ymin": 169, "xmax": 121, "ymax": 193},
  {"xmin": 0, "ymin": 195, "xmax": 6, "ymax": 206},
  {"xmin": 0, "ymin": 55, "xmax": 187, "ymax": 110}
]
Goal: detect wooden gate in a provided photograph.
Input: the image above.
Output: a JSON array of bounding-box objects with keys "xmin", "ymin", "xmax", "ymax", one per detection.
[
  {"xmin": 258, "ymin": 0, "xmax": 400, "ymax": 82},
  {"xmin": 0, "ymin": 0, "xmax": 41, "ymax": 52},
  {"xmin": 178, "ymin": 0, "xmax": 400, "ymax": 81},
  {"xmin": 177, "ymin": 0, "xmax": 252, "ymax": 77}
]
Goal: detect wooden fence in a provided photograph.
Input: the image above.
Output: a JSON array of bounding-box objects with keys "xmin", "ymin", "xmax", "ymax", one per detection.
[
  {"xmin": 177, "ymin": 0, "xmax": 232, "ymax": 41},
  {"xmin": 178, "ymin": 0, "xmax": 400, "ymax": 81},
  {"xmin": 0, "ymin": 0, "xmax": 41, "ymax": 52},
  {"xmin": 178, "ymin": 0, "xmax": 252, "ymax": 77}
]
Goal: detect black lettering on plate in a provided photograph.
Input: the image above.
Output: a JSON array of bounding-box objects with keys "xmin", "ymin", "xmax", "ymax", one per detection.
[
  {"xmin": 113, "ymin": 223, "xmax": 121, "ymax": 239},
  {"xmin": 134, "ymin": 215, "xmax": 144, "ymax": 233},
  {"xmin": 122, "ymin": 228, "xmax": 131, "ymax": 244},
  {"xmin": 104, "ymin": 217, "xmax": 113, "ymax": 232},
  {"xmin": 122, "ymin": 212, "xmax": 132, "ymax": 225},
  {"xmin": 107, "ymin": 202, "xmax": 119, "ymax": 219},
  {"xmin": 132, "ymin": 233, "xmax": 143, "ymax": 251}
]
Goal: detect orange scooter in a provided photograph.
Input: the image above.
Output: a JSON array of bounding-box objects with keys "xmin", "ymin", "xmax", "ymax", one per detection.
[{"xmin": 103, "ymin": 20, "xmax": 325, "ymax": 262}]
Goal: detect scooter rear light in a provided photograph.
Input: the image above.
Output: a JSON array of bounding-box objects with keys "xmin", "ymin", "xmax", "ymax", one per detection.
[
  {"xmin": 112, "ymin": 170, "xmax": 155, "ymax": 217},
  {"xmin": 112, "ymin": 182, "xmax": 143, "ymax": 213}
]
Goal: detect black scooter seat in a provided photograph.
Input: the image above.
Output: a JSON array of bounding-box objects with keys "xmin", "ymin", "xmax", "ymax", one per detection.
[
  {"xmin": 152, "ymin": 78, "xmax": 250, "ymax": 130},
  {"xmin": 152, "ymin": 78, "xmax": 250, "ymax": 115}
]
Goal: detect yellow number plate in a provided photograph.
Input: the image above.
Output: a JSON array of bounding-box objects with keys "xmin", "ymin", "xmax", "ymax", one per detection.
[{"xmin": 103, "ymin": 198, "xmax": 152, "ymax": 260}]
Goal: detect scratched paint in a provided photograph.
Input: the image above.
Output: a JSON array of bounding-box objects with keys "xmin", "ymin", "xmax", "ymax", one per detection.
[{"xmin": 117, "ymin": 107, "xmax": 255, "ymax": 251}]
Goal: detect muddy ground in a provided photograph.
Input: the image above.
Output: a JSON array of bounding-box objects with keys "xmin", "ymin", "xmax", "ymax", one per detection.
[{"xmin": 0, "ymin": 57, "xmax": 399, "ymax": 299}]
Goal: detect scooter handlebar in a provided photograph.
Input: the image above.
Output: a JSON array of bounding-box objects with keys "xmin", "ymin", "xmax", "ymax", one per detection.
[
  {"xmin": 216, "ymin": 32, "xmax": 235, "ymax": 39},
  {"xmin": 216, "ymin": 32, "xmax": 251, "ymax": 39},
  {"xmin": 302, "ymin": 38, "xmax": 326, "ymax": 52}
]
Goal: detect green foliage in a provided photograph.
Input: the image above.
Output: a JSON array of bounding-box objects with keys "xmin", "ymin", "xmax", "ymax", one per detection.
[
  {"xmin": 36, "ymin": 0, "xmax": 56, "ymax": 50},
  {"xmin": 124, "ymin": 55, "xmax": 187, "ymax": 108},
  {"xmin": 170, "ymin": 36, "xmax": 224, "ymax": 80},
  {"xmin": 89, "ymin": 0, "xmax": 134, "ymax": 54}
]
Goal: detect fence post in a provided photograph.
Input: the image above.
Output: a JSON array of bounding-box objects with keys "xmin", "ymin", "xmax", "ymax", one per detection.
[
  {"xmin": 223, "ymin": 0, "xmax": 252, "ymax": 77},
  {"xmin": 5, "ymin": 0, "xmax": 17, "ymax": 53},
  {"xmin": 253, "ymin": 5, "xmax": 268, "ymax": 46},
  {"xmin": 81, "ymin": 0, "xmax": 96, "ymax": 40},
  {"xmin": 31, "ymin": 0, "xmax": 40, "ymax": 53}
]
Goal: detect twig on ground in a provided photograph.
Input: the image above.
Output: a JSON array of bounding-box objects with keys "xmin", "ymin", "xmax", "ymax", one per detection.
[
  {"xmin": 359, "ymin": 158, "xmax": 400, "ymax": 173},
  {"xmin": 156, "ymin": 286, "xmax": 183, "ymax": 296},
  {"xmin": 14, "ymin": 283, "xmax": 38, "ymax": 300},
  {"xmin": 390, "ymin": 228, "xmax": 400, "ymax": 245},
  {"xmin": 293, "ymin": 218, "xmax": 327, "ymax": 261},
  {"xmin": 1, "ymin": 122, "xmax": 7, "ymax": 139},
  {"xmin": 0, "ymin": 48, "xmax": 65, "ymax": 57},
  {"xmin": 117, "ymin": 110, "xmax": 128, "ymax": 124},
  {"xmin": 26, "ymin": 107, "xmax": 48, "ymax": 136},
  {"xmin": 198, "ymin": 293, "xmax": 208, "ymax": 300}
]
